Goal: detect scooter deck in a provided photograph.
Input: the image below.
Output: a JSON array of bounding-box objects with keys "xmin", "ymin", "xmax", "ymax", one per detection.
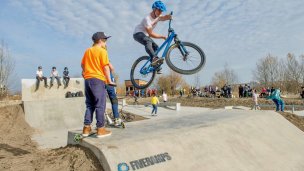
[{"xmin": 106, "ymin": 122, "xmax": 126, "ymax": 129}]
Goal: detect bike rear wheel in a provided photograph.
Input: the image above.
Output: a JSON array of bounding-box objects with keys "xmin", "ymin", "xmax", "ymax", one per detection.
[
  {"xmin": 130, "ymin": 56, "xmax": 156, "ymax": 89},
  {"xmin": 165, "ymin": 42, "xmax": 206, "ymax": 75}
]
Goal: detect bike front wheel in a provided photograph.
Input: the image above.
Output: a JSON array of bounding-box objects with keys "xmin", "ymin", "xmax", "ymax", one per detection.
[
  {"xmin": 130, "ymin": 56, "xmax": 156, "ymax": 89},
  {"xmin": 165, "ymin": 42, "xmax": 206, "ymax": 75}
]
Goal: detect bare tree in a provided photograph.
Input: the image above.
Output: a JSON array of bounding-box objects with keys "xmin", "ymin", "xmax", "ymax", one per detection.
[
  {"xmin": 211, "ymin": 71, "xmax": 226, "ymax": 88},
  {"xmin": 299, "ymin": 54, "xmax": 304, "ymax": 87},
  {"xmin": 193, "ymin": 73, "xmax": 201, "ymax": 88},
  {"xmin": 223, "ymin": 63, "xmax": 238, "ymax": 85},
  {"xmin": 253, "ymin": 54, "xmax": 281, "ymax": 87},
  {"xmin": 211, "ymin": 63, "xmax": 238, "ymax": 87},
  {"xmin": 157, "ymin": 71, "xmax": 184, "ymax": 96},
  {"xmin": 0, "ymin": 41, "xmax": 15, "ymax": 96},
  {"xmin": 282, "ymin": 53, "xmax": 302, "ymax": 93},
  {"xmin": 285, "ymin": 53, "xmax": 301, "ymax": 81}
]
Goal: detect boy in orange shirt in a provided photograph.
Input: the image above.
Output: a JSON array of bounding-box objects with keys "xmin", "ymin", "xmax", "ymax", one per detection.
[{"xmin": 81, "ymin": 32, "xmax": 115, "ymax": 138}]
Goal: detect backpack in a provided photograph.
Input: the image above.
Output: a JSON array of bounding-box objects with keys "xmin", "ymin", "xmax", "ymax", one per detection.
[
  {"xmin": 78, "ymin": 91, "xmax": 84, "ymax": 97},
  {"xmin": 65, "ymin": 91, "xmax": 72, "ymax": 98}
]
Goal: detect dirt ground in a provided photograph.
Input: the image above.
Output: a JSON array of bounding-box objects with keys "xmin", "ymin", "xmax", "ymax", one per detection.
[
  {"xmin": 279, "ymin": 111, "xmax": 304, "ymax": 132},
  {"xmin": 0, "ymin": 105, "xmax": 103, "ymax": 171}
]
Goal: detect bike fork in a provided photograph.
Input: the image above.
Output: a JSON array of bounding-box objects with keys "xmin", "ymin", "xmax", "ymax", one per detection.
[{"xmin": 175, "ymin": 40, "xmax": 189, "ymax": 61}]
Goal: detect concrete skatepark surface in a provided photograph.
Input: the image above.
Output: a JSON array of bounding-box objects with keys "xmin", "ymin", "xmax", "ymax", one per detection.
[
  {"xmin": 68, "ymin": 105, "xmax": 304, "ymax": 171},
  {"xmin": 21, "ymin": 79, "xmax": 304, "ymax": 170}
]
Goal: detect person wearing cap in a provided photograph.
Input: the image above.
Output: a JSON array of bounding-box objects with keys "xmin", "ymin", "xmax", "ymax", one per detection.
[
  {"xmin": 63, "ymin": 67, "xmax": 70, "ymax": 88},
  {"xmin": 81, "ymin": 32, "xmax": 115, "ymax": 138},
  {"xmin": 49, "ymin": 66, "xmax": 62, "ymax": 88},
  {"xmin": 133, "ymin": 1, "xmax": 171, "ymax": 74},
  {"xmin": 35, "ymin": 66, "xmax": 48, "ymax": 90}
]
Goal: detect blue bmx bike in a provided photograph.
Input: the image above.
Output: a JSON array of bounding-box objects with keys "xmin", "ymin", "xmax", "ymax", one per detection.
[{"xmin": 130, "ymin": 12, "xmax": 206, "ymax": 89}]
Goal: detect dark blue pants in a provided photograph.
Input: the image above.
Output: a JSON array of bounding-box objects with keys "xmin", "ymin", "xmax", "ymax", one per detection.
[
  {"xmin": 273, "ymin": 99, "xmax": 285, "ymax": 112},
  {"xmin": 152, "ymin": 104, "xmax": 157, "ymax": 114},
  {"xmin": 106, "ymin": 85, "xmax": 119, "ymax": 119},
  {"xmin": 84, "ymin": 78, "xmax": 106, "ymax": 128}
]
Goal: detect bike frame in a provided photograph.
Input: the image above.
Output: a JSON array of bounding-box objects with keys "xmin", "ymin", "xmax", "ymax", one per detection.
[{"xmin": 139, "ymin": 11, "xmax": 189, "ymax": 75}]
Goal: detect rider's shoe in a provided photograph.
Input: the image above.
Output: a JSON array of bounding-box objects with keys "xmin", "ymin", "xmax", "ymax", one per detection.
[{"xmin": 151, "ymin": 57, "xmax": 164, "ymax": 66}]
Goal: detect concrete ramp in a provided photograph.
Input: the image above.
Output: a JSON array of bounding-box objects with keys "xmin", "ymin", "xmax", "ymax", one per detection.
[
  {"xmin": 24, "ymin": 98, "xmax": 85, "ymax": 130},
  {"xmin": 23, "ymin": 97, "xmax": 86, "ymax": 148},
  {"xmin": 22, "ymin": 78, "xmax": 86, "ymax": 148},
  {"xmin": 68, "ymin": 108, "xmax": 304, "ymax": 171}
]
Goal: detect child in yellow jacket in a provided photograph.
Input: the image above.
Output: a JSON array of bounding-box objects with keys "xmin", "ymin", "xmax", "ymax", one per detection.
[{"xmin": 151, "ymin": 93, "xmax": 159, "ymax": 116}]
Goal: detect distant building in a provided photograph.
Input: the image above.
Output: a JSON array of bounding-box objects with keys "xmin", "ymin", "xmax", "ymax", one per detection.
[{"xmin": 124, "ymin": 79, "xmax": 147, "ymax": 97}]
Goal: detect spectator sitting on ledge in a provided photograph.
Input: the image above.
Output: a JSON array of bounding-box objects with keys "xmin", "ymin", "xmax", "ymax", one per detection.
[
  {"xmin": 50, "ymin": 66, "xmax": 62, "ymax": 88},
  {"xmin": 63, "ymin": 67, "xmax": 70, "ymax": 88},
  {"xmin": 35, "ymin": 66, "xmax": 48, "ymax": 90}
]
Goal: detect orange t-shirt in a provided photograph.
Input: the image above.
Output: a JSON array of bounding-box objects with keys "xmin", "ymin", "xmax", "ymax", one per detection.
[{"xmin": 81, "ymin": 45, "xmax": 109, "ymax": 82}]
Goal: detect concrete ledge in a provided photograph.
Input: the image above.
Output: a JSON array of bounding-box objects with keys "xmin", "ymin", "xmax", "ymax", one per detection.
[
  {"xmin": 232, "ymin": 106, "xmax": 251, "ymax": 110},
  {"xmin": 158, "ymin": 102, "xmax": 181, "ymax": 111},
  {"xmin": 22, "ymin": 78, "xmax": 84, "ymax": 101},
  {"xmin": 224, "ymin": 106, "xmax": 233, "ymax": 109},
  {"xmin": 224, "ymin": 106, "xmax": 251, "ymax": 110}
]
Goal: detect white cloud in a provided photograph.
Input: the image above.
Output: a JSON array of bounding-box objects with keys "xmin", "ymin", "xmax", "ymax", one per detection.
[{"xmin": 4, "ymin": 0, "xmax": 304, "ymax": 86}]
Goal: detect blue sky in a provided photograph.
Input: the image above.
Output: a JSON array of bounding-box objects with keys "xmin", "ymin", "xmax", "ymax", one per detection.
[{"xmin": 1, "ymin": 0, "xmax": 304, "ymax": 91}]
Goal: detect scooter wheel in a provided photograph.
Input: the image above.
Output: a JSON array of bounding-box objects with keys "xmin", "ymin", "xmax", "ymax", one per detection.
[
  {"xmin": 121, "ymin": 122, "xmax": 126, "ymax": 129},
  {"xmin": 74, "ymin": 134, "xmax": 81, "ymax": 143}
]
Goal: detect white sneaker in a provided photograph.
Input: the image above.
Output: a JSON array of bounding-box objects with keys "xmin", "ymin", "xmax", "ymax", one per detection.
[{"xmin": 114, "ymin": 118, "xmax": 122, "ymax": 126}]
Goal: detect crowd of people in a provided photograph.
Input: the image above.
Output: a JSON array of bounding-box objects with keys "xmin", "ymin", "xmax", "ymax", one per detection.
[
  {"xmin": 238, "ymin": 84, "xmax": 252, "ymax": 98},
  {"xmin": 126, "ymin": 88, "xmax": 158, "ymax": 98},
  {"xmin": 189, "ymin": 85, "xmax": 232, "ymax": 98},
  {"xmin": 301, "ymin": 87, "xmax": 304, "ymax": 98}
]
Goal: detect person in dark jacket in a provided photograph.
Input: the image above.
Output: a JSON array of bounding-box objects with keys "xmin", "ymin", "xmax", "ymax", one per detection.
[{"xmin": 63, "ymin": 67, "xmax": 70, "ymax": 88}]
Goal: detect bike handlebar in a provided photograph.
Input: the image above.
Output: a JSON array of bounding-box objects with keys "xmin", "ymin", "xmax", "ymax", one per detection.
[{"xmin": 169, "ymin": 11, "xmax": 173, "ymax": 30}]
